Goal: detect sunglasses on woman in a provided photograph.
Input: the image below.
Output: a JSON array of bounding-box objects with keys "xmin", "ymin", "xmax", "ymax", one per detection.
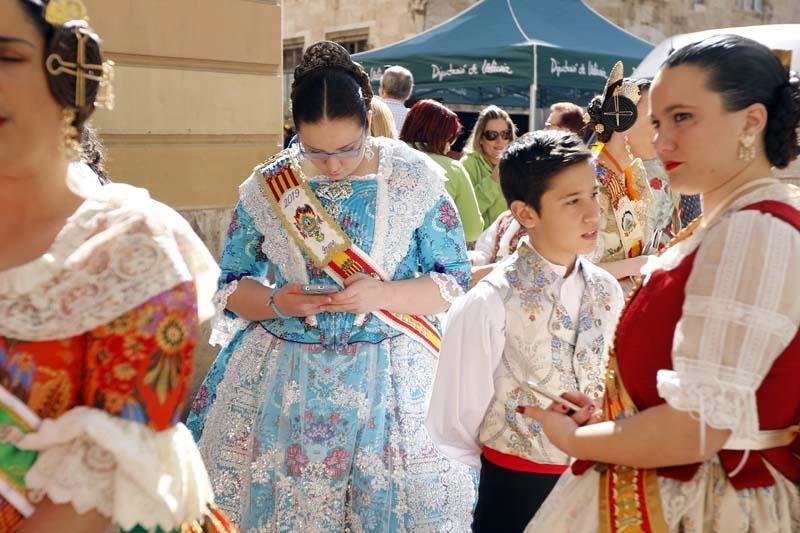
[{"xmin": 482, "ymin": 129, "xmax": 513, "ymax": 141}]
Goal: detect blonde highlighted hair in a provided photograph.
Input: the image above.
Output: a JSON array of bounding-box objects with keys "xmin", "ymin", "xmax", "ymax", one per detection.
[
  {"xmin": 464, "ymin": 105, "xmax": 516, "ymax": 157},
  {"xmin": 370, "ymin": 98, "xmax": 398, "ymax": 139}
]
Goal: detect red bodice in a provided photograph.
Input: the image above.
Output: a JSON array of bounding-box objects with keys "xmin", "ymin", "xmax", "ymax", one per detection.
[{"xmin": 575, "ymin": 201, "xmax": 800, "ymax": 489}]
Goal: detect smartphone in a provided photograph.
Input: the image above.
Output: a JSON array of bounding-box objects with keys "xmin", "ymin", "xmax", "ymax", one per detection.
[
  {"xmin": 303, "ymin": 284, "xmax": 340, "ymax": 295},
  {"xmin": 526, "ymin": 381, "xmax": 582, "ymax": 413}
]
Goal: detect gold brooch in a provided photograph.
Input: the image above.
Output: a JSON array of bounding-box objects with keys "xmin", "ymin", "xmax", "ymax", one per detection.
[{"xmin": 45, "ymin": 0, "xmax": 89, "ymax": 26}]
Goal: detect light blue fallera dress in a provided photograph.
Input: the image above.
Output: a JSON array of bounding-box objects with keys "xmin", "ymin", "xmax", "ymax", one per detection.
[{"xmin": 187, "ymin": 137, "xmax": 476, "ymax": 532}]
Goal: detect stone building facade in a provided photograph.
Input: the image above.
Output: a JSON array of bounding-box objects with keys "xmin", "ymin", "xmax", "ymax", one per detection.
[
  {"xmin": 590, "ymin": 0, "xmax": 800, "ymax": 44},
  {"xmin": 85, "ymin": 0, "xmax": 283, "ymax": 395},
  {"xmin": 283, "ymin": 0, "xmax": 800, "ymax": 70}
]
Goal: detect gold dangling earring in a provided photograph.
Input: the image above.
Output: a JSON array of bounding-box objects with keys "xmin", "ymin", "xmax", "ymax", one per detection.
[
  {"xmin": 624, "ymin": 133, "xmax": 635, "ymax": 160},
  {"xmin": 738, "ymin": 134, "xmax": 755, "ymax": 162},
  {"xmin": 61, "ymin": 107, "xmax": 80, "ymax": 162},
  {"xmin": 363, "ymin": 137, "xmax": 375, "ymax": 161}
]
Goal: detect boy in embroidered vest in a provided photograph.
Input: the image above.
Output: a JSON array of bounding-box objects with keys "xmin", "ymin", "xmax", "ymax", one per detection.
[{"xmin": 426, "ymin": 131, "xmax": 624, "ymax": 532}]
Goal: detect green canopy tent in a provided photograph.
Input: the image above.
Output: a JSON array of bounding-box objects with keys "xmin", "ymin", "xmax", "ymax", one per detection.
[{"xmin": 354, "ymin": 0, "xmax": 653, "ymax": 129}]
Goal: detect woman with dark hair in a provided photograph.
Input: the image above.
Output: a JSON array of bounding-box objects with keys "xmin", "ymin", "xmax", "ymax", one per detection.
[
  {"xmin": 584, "ymin": 64, "xmax": 681, "ymax": 290},
  {"xmin": 0, "ymin": 1, "xmax": 232, "ymax": 532},
  {"xmin": 401, "ymin": 99, "xmax": 483, "ymax": 241},
  {"xmin": 523, "ymin": 35, "xmax": 800, "ymax": 532},
  {"xmin": 461, "ymin": 105, "xmax": 517, "ymax": 228},
  {"xmin": 187, "ymin": 41, "xmax": 475, "ymax": 531}
]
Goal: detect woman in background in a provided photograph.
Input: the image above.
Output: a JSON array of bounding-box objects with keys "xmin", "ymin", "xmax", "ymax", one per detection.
[
  {"xmin": 401, "ymin": 99, "xmax": 484, "ymax": 242},
  {"xmin": 369, "ymin": 97, "xmax": 398, "ymax": 139},
  {"xmin": 461, "ymin": 105, "xmax": 516, "ymax": 228}
]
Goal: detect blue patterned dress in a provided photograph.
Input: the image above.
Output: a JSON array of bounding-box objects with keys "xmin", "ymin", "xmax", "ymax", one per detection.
[{"xmin": 187, "ymin": 138, "xmax": 476, "ymax": 532}]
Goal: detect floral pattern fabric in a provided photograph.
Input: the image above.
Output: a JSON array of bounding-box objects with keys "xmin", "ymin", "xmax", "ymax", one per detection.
[
  {"xmin": 0, "ymin": 282, "xmax": 199, "ymax": 529},
  {"xmin": 188, "ymin": 139, "xmax": 476, "ymax": 531}
]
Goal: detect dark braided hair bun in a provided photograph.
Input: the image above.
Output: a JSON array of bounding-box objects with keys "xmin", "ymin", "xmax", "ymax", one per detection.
[{"xmin": 765, "ymin": 75, "xmax": 800, "ymax": 169}]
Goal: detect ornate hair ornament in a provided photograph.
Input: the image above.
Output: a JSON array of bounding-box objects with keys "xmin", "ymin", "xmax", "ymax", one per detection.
[
  {"xmin": 44, "ymin": 0, "xmax": 88, "ymax": 25},
  {"xmin": 584, "ymin": 61, "xmax": 641, "ymax": 136},
  {"xmin": 291, "ymin": 41, "xmax": 373, "ymax": 106},
  {"xmin": 44, "ymin": 0, "xmax": 115, "ymax": 111}
]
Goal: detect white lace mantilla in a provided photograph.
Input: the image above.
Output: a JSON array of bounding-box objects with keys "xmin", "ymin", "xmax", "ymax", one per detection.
[
  {"xmin": 18, "ymin": 407, "xmax": 215, "ymax": 531},
  {"xmin": 648, "ymin": 183, "xmax": 800, "ymax": 445},
  {"xmin": 0, "ymin": 180, "xmax": 219, "ymax": 341},
  {"xmin": 238, "ymin": 137, "xmax": 446, "ymax": 283}
]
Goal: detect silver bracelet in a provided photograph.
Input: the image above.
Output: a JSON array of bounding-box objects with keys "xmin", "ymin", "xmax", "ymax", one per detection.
[{"xmin": 269, "ymin": 287, "xmax": 291, "ymax": 319}]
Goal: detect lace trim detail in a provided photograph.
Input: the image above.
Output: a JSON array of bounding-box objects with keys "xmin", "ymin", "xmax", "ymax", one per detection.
[
  {"xmin": 209, "ymin": 278, "xmax": 258, "ymax": 348},
  {"xmin": 370, "ymin": 138, "xmax": 447, "ymax": 279},
  {"xmin": 0, "ymin": 184, "xmax": 219, "ymax": 340},
  {"xmin": 429, "ymin": 272, "xmax": 464, "ymax": 305},
  {"xmin": 238, "ymin": 139, "xmax": 446, "ymax": 284},
  {"xmin": 657, "ymin": 366, "xmax": 759, "ymax": 446},
  {"xmin": 18, "ymin": 407, "xmax": 214, "ymax": 530}
]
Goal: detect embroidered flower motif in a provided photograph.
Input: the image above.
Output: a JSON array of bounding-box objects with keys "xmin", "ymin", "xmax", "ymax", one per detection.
[
  {"xmin": 105, "ymin": 314, "xmax": 133, "ymax": 335},
  {"xmin": 383, "ymin": 444, "xmax": 409, "ymax": 467},
  {"xmin": 306, "ymin": 419, "xmax": 335, "ymax": 442},
  {"xmin": 155, "ymin": 313, "xmax": 190, "ymax": 354},
  {"xmin": 323, "ymin": 447, "xmax": 351, "ymax": 479},
  {"xmin": 285, "ymin": 444, "xmax": 309, "ymax": 475},
  {"xmin": 650, "ymin": 177, "xmax": 663, "ymax": 190},
  {"xmin": 192, "ymin": 385, "xmax": 210, "ymax": 412},
  {"xmin": 437, "ymin": 201, "xmax": 459, "ymax": 230}
]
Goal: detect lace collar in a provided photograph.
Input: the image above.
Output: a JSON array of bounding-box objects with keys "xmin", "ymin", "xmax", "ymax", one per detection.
[
  {"xmin": 0, "ymin": 178, "xmax": 219, "ymax": 341},
  {"xmin": 240, "ymin": 137, "xmax": 446, "ymax": 282}
]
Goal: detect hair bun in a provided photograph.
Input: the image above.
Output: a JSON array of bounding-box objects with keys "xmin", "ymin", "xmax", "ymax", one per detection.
[
  {"xmin": 765, "ymin": 76, "xmax": 800, "ymax": 169},
  {"xmin": 45, "ymin": 22, "xmax": 104, "ymax": 130},
  {"xmin": 292, "ymin": 41, "xmax": 373, "ymax": 106}
]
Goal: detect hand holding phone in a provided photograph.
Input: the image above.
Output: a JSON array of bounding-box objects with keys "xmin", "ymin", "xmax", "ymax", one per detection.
[
  {"xmin": 303, "ymin": 284, "xmax": 341, "ymax": 295},
  {"xmin": 526, "ymin": 381, "xmax": 582, "ymax": 415}
]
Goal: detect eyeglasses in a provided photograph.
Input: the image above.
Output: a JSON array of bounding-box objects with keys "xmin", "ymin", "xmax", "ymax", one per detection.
[
  {"xmin": 299, "ymin": 132, "xmax": 366, "ymax": 161},
  {"xmin": 482, "ymin": 129, "xmax": 513, "ymax": 141}
]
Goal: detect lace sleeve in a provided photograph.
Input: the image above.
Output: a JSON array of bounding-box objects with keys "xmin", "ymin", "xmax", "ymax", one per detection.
[
  {"xmin": 18, "ymin": 407, "xmax": 215, "ymax": 531},
  {"xmin": 429, "ymin": 272, "xmax": 465, "ymax": 305},
  {"xmin": 657, "ymin": 210, "xmax": 800, "ymax": 443}
]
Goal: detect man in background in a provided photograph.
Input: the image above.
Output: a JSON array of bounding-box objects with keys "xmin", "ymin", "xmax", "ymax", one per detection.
[{"xmin": 379, "ymin": 65, "xmax": 414, "ymax": 131}]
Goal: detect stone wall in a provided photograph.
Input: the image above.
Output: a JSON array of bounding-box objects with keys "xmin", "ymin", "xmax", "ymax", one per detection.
[
  {"xmin": 177, "ymin": 207, "xmax": 233, "ymax": 401},
  {"xmin": 283, "ymin": 0, "xmax": 800, "ymax": 57},
  {"xmin": 589, "ymin": 0, "xmax": 800, "ymax": 43}
]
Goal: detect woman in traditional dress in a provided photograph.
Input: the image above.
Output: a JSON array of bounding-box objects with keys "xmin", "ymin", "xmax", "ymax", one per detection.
[
  {"xmin": 584, "ymin": 65, "xmax": 681, "ymax": 289},
  {"xmin": 461, "ymin": 105, "xmax": 516, "ymax": 229},
  {"xmin": 0, "ymin": 1, "xmax": 234, "ymax": 531},
  {"xmin": 523, "ymin": 35, "xmax": 800, "ymax": 532},
  {"xmin": 187, "ymin": 41, "xmax": 475, "ymax": 532}
]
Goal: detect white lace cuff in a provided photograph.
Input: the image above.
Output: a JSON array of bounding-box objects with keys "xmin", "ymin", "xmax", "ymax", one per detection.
[
  {"xmin": 18, "ymin": 407, "xmax": 214, "ymax": 531},
  {"xmin": 657, "ymin": 367, "xmax": 759, "ymax": 446},
  {"xmin": 209, "ymin": 278, "xmax": 256, "ymax": 348},
  {"xmin": 430, "ymin": 272, "xmax": 465, "ymax": 305}
]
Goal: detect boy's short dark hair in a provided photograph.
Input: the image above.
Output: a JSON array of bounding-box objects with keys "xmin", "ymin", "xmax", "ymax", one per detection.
[{"xmin": 499, "ymin": 130, "xmax": 592, "ymax": 213}]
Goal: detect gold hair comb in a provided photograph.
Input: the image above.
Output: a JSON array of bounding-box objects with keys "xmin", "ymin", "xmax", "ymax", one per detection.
[{"xmin": 44, "ymin": 0, "xmax": 89, "ymax": 26}]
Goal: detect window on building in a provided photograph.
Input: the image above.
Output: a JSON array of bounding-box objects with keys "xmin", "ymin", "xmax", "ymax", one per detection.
[
  {"xmin": 283, "ymin": 38, "xmax": 304, "ymax": 73},
  {"xmin": 325, "ymin": 29, "xmax": 370, "ymax": 55},
  {"xmin": 736, "ymin": 0, "xmax": 763, "ymax": 13}
]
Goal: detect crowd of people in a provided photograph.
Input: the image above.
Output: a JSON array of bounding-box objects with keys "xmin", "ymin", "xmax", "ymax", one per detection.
[{"xmin": 1, "ymin": 0, "xmax": 799, "ymax": 532}]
